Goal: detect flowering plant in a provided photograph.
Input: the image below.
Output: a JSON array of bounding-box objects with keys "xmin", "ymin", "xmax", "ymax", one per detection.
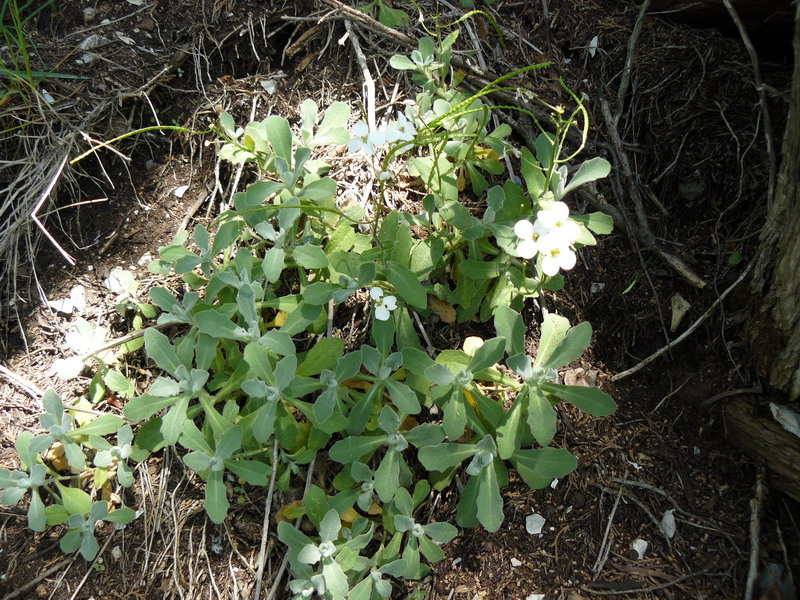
[{"xmin": 2, "ymin": 21, "xmax": 617, "ymax": 600}]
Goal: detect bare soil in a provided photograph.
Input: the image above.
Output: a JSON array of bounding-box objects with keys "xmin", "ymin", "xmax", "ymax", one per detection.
[{"xmin": 0, "ymin": 1, "xmax": 797, "ymax": 599}]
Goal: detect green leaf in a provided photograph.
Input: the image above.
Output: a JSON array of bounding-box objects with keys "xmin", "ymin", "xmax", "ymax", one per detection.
[
  {"xmin": 543, "ymin": 321, "xmax": 592, "ymax": 369},
  {"xmin": 58, "ymin": 484, "xmax": 92, "ymax": 516},
  {"xmin": 195, "ymin": 309, "xmax": 243, "ymax": 340},
  {"xmin": 459, "ymin": 259, "xmax": 504, "ymax": 280},
  {"xmin": 476, "ymin": 463, "xmax": 504, "ymax": 532},
  {"xmin": 319, "ymin": 508, "xmax": 341, "ymax": 541},
  {"xmin": 279, "ymin": 301, "xmax": 323, "ymax": 336},
  {"xmin": 385, "ymin": 261, "xmax": 427, "ymax": 309},
  {"xmin": 260, "ymin": 330, "xmax": 296, "ymax": 356},
  {"xmin": 161, "ymin": 396, "xmax": 190, "ymax": 445},
  {"xmin": 378, "ymin": 3, "xmax": 410, "ymax": 27},
  {"xmin": 526, "ymin": 385, "xmax": 557, "ymax": 446},
  {"xmin": 262, "ymin": 247, "xmax": 285, "ymax": 283},
  {"xmin": 442, "ymin": 392, "xmax": 468, "ymax": 440},
  {"xmin": 184, "ymin": 451, "xmax": 212, "ymax": 472},
  {"xmin": 539, "ymin": 383, "xmax": 616, "ymax": 416},
  {"xmin": 205, "ymin": 471, "xmax": 229, "ymax": 523},
  {"xmin": 563, "ymin": 157, "xmax": 611, "ymax": 195},
  {"xmin": 303, "ymin": 282, "xmax": 338, "ymax": 305},
  {"xmin": 104, "ymin": 507, "xmax": 136, "ymax": 524},
  {"xmin": 264, "ymin": 115, "xmax": 294, "ymax": 162},
  {"xmin": 304, "ymin": 485, "xmax": 330, "ymax": 530},
  {"xmin": 418, "ymin": 443, "xmax": 477, "ymax": 472},
  {"xmin": 323, "ymin": 558, "xmax": 350, "ymax": 598},
  {"xmin": 313, "ymin": 101, "xmax": 350, "ymax": 146},
  {"xmin": 299, "ymin": 178, "xmax": 336, "ymax": 201},
  {"xmin": 71, "ymin": 414, "xmax": 123, "ymax": 438},
  {"xmin": 423, "ymin": 521, "xmax": 458, "ymax": 544},
  {"xmin": 144, "ymin": 328, "xmax": 181, "ymax": 376},
  {"xmin": 572, "ymin": 211, "xmax": 614, "ymax": 235},
  {"xmin": 533, "ymin": 313, "xmax": 571, "ymax": 368},
  {"xmin": 374, "ymin": 448, "xmax": 400, "ymax": 503},
  {"xmin": 124, "ymin": 394, "xmax": 181, "ymax": 423},
  {"xmin": 534, "ymin": 132, "xmax": 556, "ymax": 170},
  {"xmin": 403, "ymin": 423, "xmax": 445, "ymax": 448},
  {"xmin": 511, "ymin": 447, "xmax": 578, "ymax": 489},
  {"xmin": 495, "ymin": 392, "xmax": 525, "ymax": 460},
  {"xmin": 419, "ymin": 534, "xmax": 445, "ymax": 563},
  {"xmin": 297, "ymin": 338, "xmax": 344, "ymax": 377},
  {"xmin": 243, "ymin": 342, "xmax": 274, "ymax": 382},
  {"xmin": 390, "ymin": 54, "xmax": 417, "ymax": 70},
  {"xmin": 329, "ymin": 435, "xmax": 386, "ymax": 464},
  {"xmin": 103, "ymin": 370, "xmax": 135, "ymax": 397},
  {"xmin": 425, "ymin": 364, "xmax": 455, "ymax": 387},
  {"xmin": 325, "ymin": 225, "xmax": 357, "ymax": 254},
  {"xmin": 494, "ymin": 306, "xmax": 525, "ymax": 356},
  {"xmin": 384, "ymin": 379, "xmax": 420, "ymax": 415},
  {"xmin": 468, "ymin": 337, "xmax": 506, "ymax": 373},
  {"xmin": 215, "ymin": 425, "xmax": 243, "ymax": 459},
  {"xmin": 28, "ymin": 493, "xmax": 46, "ymax": 532},
  {"xmin": 401, "ymin": 348, "xmax": 435, "ymax": 375},
  {"xmin": 212, "ymin": 220, "xmax": 242, "ymax": 254},
  {"xmin": 293, "ymin": 245, "xmax": 329, "ymax": 269},
  {"xmin": 728, "ymin": 252, "xmax": 745, "ymax": 266}
]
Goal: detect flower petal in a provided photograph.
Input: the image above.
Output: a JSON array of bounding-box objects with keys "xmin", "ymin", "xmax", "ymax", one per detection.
[
  {"xmin": 558, "ymin": 248, "xmax": 577, "ymax": 271},
  {"xmin": 352, "ymin": 121, "xmax": 369, "ymax": 136},
  {"xmin": 383, "ymin": 295, "xmax": 397, "ymax": 310},
  {"xmin": 517, "ymin": 239, "xmax": 538, "ymax": 259},
  {"xmin": 514, "ymin": 219, "xmax": 535, "ymax": 239},
  {"xmin": 541, "ymin": 255, "xmax": 560, "ymax": 276},
  {"xmin": 370, "ymin": 287, "xmax": 384, "ymax": 300}
]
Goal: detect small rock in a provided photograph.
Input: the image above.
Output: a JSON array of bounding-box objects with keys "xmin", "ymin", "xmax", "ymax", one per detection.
[
  {"xmin": 630, "ymin": 538, "xmax": 648, "ymax": 560},
  {"xmin": 661, "ymin": 509, "xmax": 677, "ymax": 539},
  {"xmin": 568, "ymin": 490, "xmax": 586, "ymax": 509},
  {"xmin": 526, "ymin": 513, "xmax": 545, "ymax": 535},
  {"xmin": 83, "ymin": 7, "xmax": 96, "ymax": 23},
  {"xmin": 138, "ymin": 16, "xmax": 156, "ymax": 31}
]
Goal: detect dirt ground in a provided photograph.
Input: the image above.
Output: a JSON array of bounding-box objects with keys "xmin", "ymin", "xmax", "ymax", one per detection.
[{"xmin": 0, "ymin": 1, "xmax": 798, "ymax": 599}]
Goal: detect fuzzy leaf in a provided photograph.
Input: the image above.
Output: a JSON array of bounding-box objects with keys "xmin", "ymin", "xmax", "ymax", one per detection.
[{"xmin": 539, "ymin": 383, "xmax": 616, "ymax": 416}]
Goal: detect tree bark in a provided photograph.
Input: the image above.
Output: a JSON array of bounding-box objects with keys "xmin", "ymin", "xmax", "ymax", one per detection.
[
  {"xmin": 748, "ymin": 4, "xmax": 800, "ymax": 404},
  {"xmin": 720, "ymin": 396, "xmax": 800, "ymax": 503}
]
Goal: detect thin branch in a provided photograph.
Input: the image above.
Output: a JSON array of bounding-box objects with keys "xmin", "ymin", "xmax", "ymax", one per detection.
[
  {"xmin": 612, "ymin": 262, "xmax": 752, "ymax": 381},
  {"xmin": 721, "ymin": 0, "xmax": 776, "ymax": 206},
  {"xmin": 0, "ymin": 558, "xmax": 72, "ymax": 600},
  {"xmin": 744, "ymin": 467, "xmax": 766, "ymax": 600},
  {"xmin": 344, "ymin": 20, "xmax": 377, "ymax": 131},
  {"xmin": 615, "ymin": 0, "xmax": 652, "ymax": 125},
  {"xmin": 253, "ymin": 439, "xmax": 280, "ymax": 600}
]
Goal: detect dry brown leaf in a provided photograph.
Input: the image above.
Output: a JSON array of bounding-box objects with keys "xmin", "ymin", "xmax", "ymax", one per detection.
[{"xmin": 430, "ymin": 296, "xmax": 456, "ymax": 323}]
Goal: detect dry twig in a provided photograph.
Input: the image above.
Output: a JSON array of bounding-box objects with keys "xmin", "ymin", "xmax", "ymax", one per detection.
[
  {"xmin": 744, "ymin": 467, "xmax": 766, "ymax": 600},
  {"xmin": 721, "ymin": 0, "xmax": 776, "ymax": 205},
  {"xmin": 612, "ymin": 262, "xmax": 752, "ymax": 381},
  {"xmin": 253, "ymin": 439, "xmax": 280, "ymax": 600}
]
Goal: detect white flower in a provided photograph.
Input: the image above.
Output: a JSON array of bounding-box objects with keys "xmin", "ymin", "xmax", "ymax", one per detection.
[
  {"xmin": 537, "ymin": 234, "xmax": 577, "ymax": 276},
  {"xmin": 385, "ymin": 112, "xmax": 417, "ymax": 144},
  {"xmin": 533, "ymin": 201, "xmax": 581, "ymax": 247},
  {"xmin": 514, "ymin": 219, "xmax": 539, "ymax": 259},
  {"xmin": 348, "ymin": 121, "xmax": 386, "ymax": 155},
  {"xmin": 369, "ymin": 287, "xmax": 397, "ymax": 321}
]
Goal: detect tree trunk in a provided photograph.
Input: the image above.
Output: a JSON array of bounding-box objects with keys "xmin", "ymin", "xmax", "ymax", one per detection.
[
  {"xmin": 735, "ymin": 5, "xmax": 800, "ymax": 502},
  {"xmin": 720, "ymin": 396, "xmax": 800, "ymax": 503},
  {"xmin": 748, "ymin": 4, "xmax": 800, "ymax": 404}
]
